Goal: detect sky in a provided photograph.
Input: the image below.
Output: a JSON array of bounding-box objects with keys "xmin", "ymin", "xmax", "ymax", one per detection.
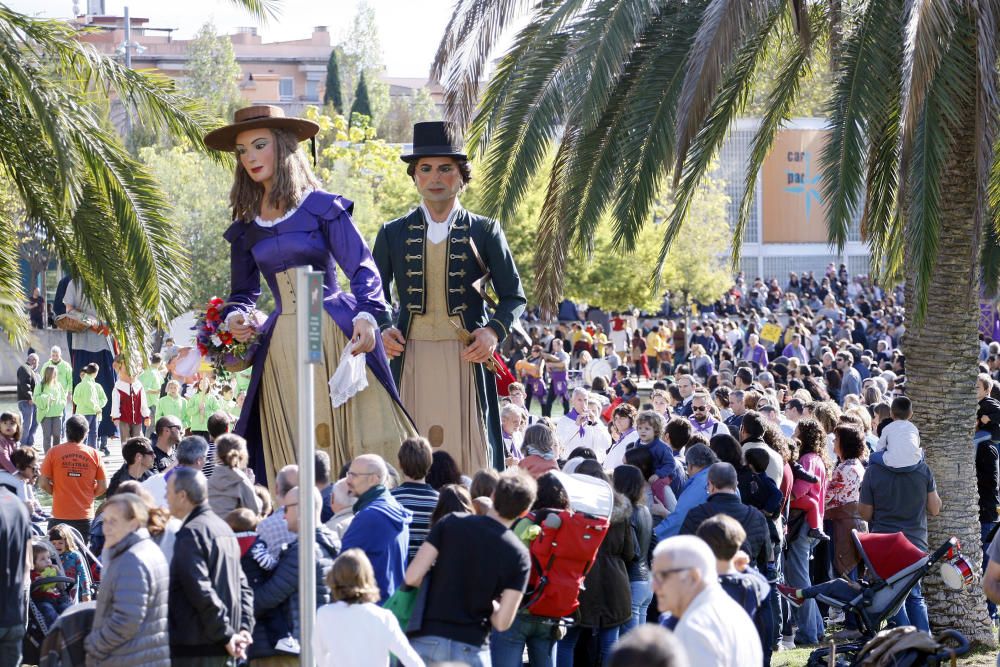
[{"xmin": 8, "ymin": 0, "xmax": 464, "ymax": 78}]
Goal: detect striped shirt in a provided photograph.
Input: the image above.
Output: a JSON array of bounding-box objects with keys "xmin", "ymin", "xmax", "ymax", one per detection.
[{"xmin": 391, "ymin": 482, "xmax": 439, "ymax": 561}]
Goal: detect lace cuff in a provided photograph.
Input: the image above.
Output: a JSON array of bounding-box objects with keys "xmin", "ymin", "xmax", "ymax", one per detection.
[{"xmin": 352, "ymin": 311, "xmax": 378, "ymax": 329}]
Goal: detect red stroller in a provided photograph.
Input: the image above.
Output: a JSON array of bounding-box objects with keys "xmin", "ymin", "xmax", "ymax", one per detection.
[{"xmin": 805, "ymin": 531, "xmax": 972, "ymax": 666}]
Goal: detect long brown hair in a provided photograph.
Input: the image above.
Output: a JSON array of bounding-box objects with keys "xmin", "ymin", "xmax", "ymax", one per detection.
[{"xmin": 230, "ymin": 128, "xmax": 321, "ymax": 222}]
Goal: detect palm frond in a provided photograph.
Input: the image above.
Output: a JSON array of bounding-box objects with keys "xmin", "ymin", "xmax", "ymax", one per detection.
[
  {"xmin": 226, "ymin": 0, "xmax": 280, "ymax": 23},
  {"xmin": 472, "ymin": 24, "xmax": 573, "ymax": 220},
  {"xmin": 0, "ymin": 8, "xmax": 209, "ymax": 350},
  {"xmin": 904, "ymin": 12, "xmax": 976, "ymax": 322},
  {"xmin": 432, "ymin": 0, "xmax": 570, "ymax": 129},
  {"xmin": 557, "ymin": 1, "xmax": 695, "ymax": 256},
  {"xmin": 820, "ymin": 0, "xmax": 903, "ymax": 249},
  {"xmin": 897, "ymin": 0, "xmax": 959, "ymax": 212},
  {"xmin": 659, "ymin": 1, "xmax": 786, "ymax": 281},
  {"xmin": 859, "ymin": 105, "xmax": 904, "ymax": 285},
  {"xmin": 733, "ymin": 6, "xmax": 821, "ymax": 263},
  {"xmin": 973, "ymin": 0, "xmax": 1000, "ymax": 274},
  {"xmin": 533, "ymin": 129, "xmax": 579, "ymax": 311},
  {"xmin": 0, "ymin": 210, "xmax": 27, "ymax": 344},
  {"xmin": 564, "ymin": 0, "xmax": 662, "ymax": 134},
  {"xmin": 673, "ymin": 0, "xmax": 780, "ymax": 181},
  {"xmin": 609, "ymin": 1, "xmax": 707, "ymax": 247},
  {"xmin": 982, "ymin": 215, "xmax": 1000, "ymax": 298}
]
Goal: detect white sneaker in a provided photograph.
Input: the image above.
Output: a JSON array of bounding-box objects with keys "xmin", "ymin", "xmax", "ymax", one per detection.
[
  {"xmin": 275, "ymin": 636, "xmax": 300, "ymax": 654},
  {"xmin": 779, "ymin": 636, "xmax": 796, "ymax": 651},
  {"xmin": 828, "ymin": 610, "xmax": 846, "ymax": 624}
]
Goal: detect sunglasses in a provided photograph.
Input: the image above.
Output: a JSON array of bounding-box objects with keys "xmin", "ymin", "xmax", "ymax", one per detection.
[{"xmin": 692, "ymin": 406, "xmax": 708, "ymax": 412}]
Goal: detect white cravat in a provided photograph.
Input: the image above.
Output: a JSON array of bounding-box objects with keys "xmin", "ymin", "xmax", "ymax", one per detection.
[{"xmin": 420, "ymin": 200, "xmax": 463, "ymax": 245}]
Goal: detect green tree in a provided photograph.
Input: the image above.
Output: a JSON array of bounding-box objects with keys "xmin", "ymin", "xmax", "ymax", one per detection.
[
  {"xmin": 323, "ymin": 48, "xmax": 344, "ymax": 113},
  {"xmin": 183, "ymin": 21, "xmax": 243, "ymax": 120},
  {"xmin": 337, "ymin": 1, "xmax": 389, "ymax": 124},
  {"xmin": 0, "ymin": 0, "xmax": 272, "ymax": 351},
  {"xmin": 378, "ymin": 87, "xmax": 441, "ymax": 143},
  {"xmin": 350, "ymin": 72, "xmax": 373, "ymax": 125},
  {"xmin": 140, "ymin": 146, "xmax": 232, "ymax": 308},
  {"xmin": 433, "ymin": 0, "xmax": 1000, "ymax": 640}
]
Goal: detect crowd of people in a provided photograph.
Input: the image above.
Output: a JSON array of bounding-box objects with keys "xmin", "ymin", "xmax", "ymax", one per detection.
[{"xmin": 2, "ymin": 260, "xmax": 1000, "ymax": 667}]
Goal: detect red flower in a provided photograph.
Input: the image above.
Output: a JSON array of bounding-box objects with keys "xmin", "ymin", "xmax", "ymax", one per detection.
[
  {"xmin": 209, "ymin": 297, "xmax": 224, "ymax": 307},
  {"xmin": 206, "ymin": 307, "xmax": 220, "ymax": 323},
  {"xmin": 197, "ymin": 343, "xmax": 208, "ymax": 356},
  {"xmin": 219, "ymin": 331, "xmax": 234, "ymax": 345}
]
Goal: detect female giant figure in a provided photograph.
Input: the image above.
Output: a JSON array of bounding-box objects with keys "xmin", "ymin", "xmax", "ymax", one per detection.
[{"xmin": 204, "ymin": 106, "xmax": 414, "ymax": 482}]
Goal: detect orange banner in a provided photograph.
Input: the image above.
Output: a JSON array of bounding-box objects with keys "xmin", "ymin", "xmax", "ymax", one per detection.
[{"xmin": 761, "ymin": 130, "xmax": 831, "ymax": 243}]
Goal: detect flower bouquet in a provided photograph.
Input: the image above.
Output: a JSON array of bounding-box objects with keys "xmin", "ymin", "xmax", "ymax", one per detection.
[{"xmin": 194, "ymin": 297, "xmax": 261, "ymax": 374}]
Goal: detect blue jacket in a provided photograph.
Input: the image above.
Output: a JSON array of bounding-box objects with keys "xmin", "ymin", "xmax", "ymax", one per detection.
[
  {"xmin": 655, "ymin": 466, "xmax": 710, "ymax": 540},
  {"xmin": 641, "ymin": 438, "xmax": 686, "ymax": 497},
  {"xmin": 340, "ymin": 491, "xmax": 412, "ymax": 602}
]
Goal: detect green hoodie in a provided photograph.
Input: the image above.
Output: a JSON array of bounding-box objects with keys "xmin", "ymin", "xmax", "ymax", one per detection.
[
  {"xmin": 72, "ymin": 375, "xmax": 108, "ymax": 416},
  {"xmin": 34, "ymin": 380, "xmax": 67, "ymax": 419},
  {"xmin": 184, "ymin": 392, "xmax": 221, "ymax": 432},
  {"xmin": 158, "ymin": 393, "xmax": 188, "ymax": 428},
  {"xmin": 136, "ymin": 368, "xmax": 164, "ymax": 409}
]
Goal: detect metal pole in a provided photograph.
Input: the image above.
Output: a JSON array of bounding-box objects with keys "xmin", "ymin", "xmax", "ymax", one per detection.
[
  {"xmin": 123, "ymin": 6, "xmax": 131, "ymax": 68},
  {"xmin": 297, "ymin": 267, "xmax": 321, "ymax": 666}
]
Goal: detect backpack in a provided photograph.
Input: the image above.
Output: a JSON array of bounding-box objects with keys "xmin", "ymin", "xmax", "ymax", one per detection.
[{"xmin": 514, "ymin": 508, "xmax": 611, "ymax": 619}]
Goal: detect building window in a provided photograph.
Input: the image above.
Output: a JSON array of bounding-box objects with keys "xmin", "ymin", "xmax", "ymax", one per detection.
[
  {"xmin": 305, "ymin": 80, "xmax": 319, "ymax": 101},
  {"xmin": 279, "ymin": 77, "xmax": 294, "ymax": 101}
]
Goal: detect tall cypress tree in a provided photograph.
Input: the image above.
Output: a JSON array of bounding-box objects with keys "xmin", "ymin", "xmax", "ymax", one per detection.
[
  {"xmin": 349, "ymin": 71, "xmax": 372, "ymax": 124},
  {"xmin": 323, "ymin": 49, "xmax": 343, "ymax": 113}
]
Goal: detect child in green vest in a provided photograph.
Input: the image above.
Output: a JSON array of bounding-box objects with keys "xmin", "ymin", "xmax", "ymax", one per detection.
[
  {"xmin": 136, "ymin": 353, "xmax": 164, "ymax": 438},
  {"xmin": 185, "ymin": 376, "xmax": 221, "ymax": 438},
  {"xmin": 72, "ymin": 363, "xmax": 108, "ymax": 449},
  {"xmin": 34, "ymin": 366, "xmax": 66, "ymax": 453},
  {"xmin": 219, "ymin": 384, "xmax": 240, "ymax": 422},
  {"xmin": 157, "ymin": 380, "xmax": 188, "ymax": 432}
]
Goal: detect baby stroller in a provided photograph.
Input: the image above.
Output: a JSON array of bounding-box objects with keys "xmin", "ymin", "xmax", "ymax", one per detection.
[
  {"xmin": 22, "ymin": 527, "xmax": 102, "ymax": 664},
  {"xmin": 806, "ymin": 531, "xmax": 972, "ymax": 666}
]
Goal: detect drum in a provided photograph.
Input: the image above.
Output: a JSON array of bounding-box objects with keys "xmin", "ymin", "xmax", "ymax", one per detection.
[
  {"xmin": 584, "ymin": 358, "xmax": 613, "ymax": 385},
  {"xmin": 939, "ymin": 554, "xmax": 976, "ymax": 590}
]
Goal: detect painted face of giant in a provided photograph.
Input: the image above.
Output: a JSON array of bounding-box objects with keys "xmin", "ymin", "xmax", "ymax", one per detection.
[
  {"xmin": 413, "ymin": 156, "xmax": 464, "ymax": 204},
  {"xmin": 236, "ymin": 128, "xmax": 276, "ymax": 187}
]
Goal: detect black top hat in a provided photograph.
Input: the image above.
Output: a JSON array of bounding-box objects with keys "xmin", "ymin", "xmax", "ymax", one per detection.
[{"xmin": 400, "ymin": 121, "xmax": 467, "ymax": 163}]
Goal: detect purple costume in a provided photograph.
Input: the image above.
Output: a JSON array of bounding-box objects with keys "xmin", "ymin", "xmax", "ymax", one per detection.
[{"xmin": 223, "ymin": 191, "xmax": 408, "ymax": 481}]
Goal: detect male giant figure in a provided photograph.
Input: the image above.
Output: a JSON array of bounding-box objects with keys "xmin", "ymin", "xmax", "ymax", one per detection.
[{"xmin": 374, "ymin": 121, "xmax": 526, "ymax": 472}]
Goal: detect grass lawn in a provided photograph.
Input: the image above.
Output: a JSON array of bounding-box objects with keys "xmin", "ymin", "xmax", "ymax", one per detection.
[{"xmin": 770, "ymin": 643, "xmax": 997, "ymax": 666}]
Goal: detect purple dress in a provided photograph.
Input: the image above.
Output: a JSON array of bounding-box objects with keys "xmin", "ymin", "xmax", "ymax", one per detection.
[{"xmin": 223, "ymin": 191, "xmax": 407, "ymax": 481}]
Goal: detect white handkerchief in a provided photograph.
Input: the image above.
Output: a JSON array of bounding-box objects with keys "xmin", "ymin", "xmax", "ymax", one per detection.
[{"xmin": 329, "ymin": 341, "xmax": 368, "ymax": 408}]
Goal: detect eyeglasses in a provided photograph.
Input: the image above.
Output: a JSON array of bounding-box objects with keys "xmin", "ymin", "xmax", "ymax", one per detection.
[
  {"xmin": 652, "ymin": 567, "xmax": 692, "ymax": 584},
  {"xmin": 692, "ymin": 406, "xmax": 707, "ymax": 412}
]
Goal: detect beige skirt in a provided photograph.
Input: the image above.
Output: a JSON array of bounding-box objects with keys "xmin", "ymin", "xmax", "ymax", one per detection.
[
  {"xmin": 400, "ymin": 339, "xmax": 490, "ymax": 474},
  {"xmin": 256, "ymin": 270, "xmax": 415, "ymax": 485}
]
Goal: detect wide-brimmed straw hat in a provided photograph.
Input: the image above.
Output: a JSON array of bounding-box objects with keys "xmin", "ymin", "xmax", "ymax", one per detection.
[
  {"xmin": 204, "ymin": 105, "xmax": 320, "ymax": 152},
  {"xmin": 399, "ymin": 121, "xmax": 467, "ymax": 163}
]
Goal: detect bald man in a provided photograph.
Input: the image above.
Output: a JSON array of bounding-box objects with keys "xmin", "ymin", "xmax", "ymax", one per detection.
[{"xmin": 339, "ymin": 454, "xmax": 412, "ymax": 602}]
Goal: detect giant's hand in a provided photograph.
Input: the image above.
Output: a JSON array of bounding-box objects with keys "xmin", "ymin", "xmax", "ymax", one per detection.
[
  {"xmin": 461, "ymin": 327, "xmax": 499, "ymax": 364},
  {"xmin": 229, "ymin": 313, "xmax": 256, "ymax": 343},
  {"xmin": 351, "ymin": 318, "xmax": 377, "ymax": 356},
  {"xmin": 381, "ymin": 327, "xmax": 406, "ymax": 359}
]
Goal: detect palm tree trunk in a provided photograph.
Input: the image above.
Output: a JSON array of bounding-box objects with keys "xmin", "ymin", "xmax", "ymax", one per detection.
[{"xmin": 904, "ymin": 118, "xmax": 996, "ymax": 644}]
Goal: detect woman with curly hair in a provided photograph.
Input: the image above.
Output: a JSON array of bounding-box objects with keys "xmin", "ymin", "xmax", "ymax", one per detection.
[
  {"xmin": 314, "ymin": 549, "xmax": 423, "ymax": 666},
  {"xmin": 783, "ymin": 418, "xmax": 831, "ymax": 647}
]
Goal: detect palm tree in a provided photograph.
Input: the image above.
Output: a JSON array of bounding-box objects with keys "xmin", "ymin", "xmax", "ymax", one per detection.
[
  {"xmin": 0, "ymin": 0, "xmax": 276, "ymax": 353},
  {"xmin": 433, "ymin": 0, "xmax": 1000, "ymax": 641}
]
